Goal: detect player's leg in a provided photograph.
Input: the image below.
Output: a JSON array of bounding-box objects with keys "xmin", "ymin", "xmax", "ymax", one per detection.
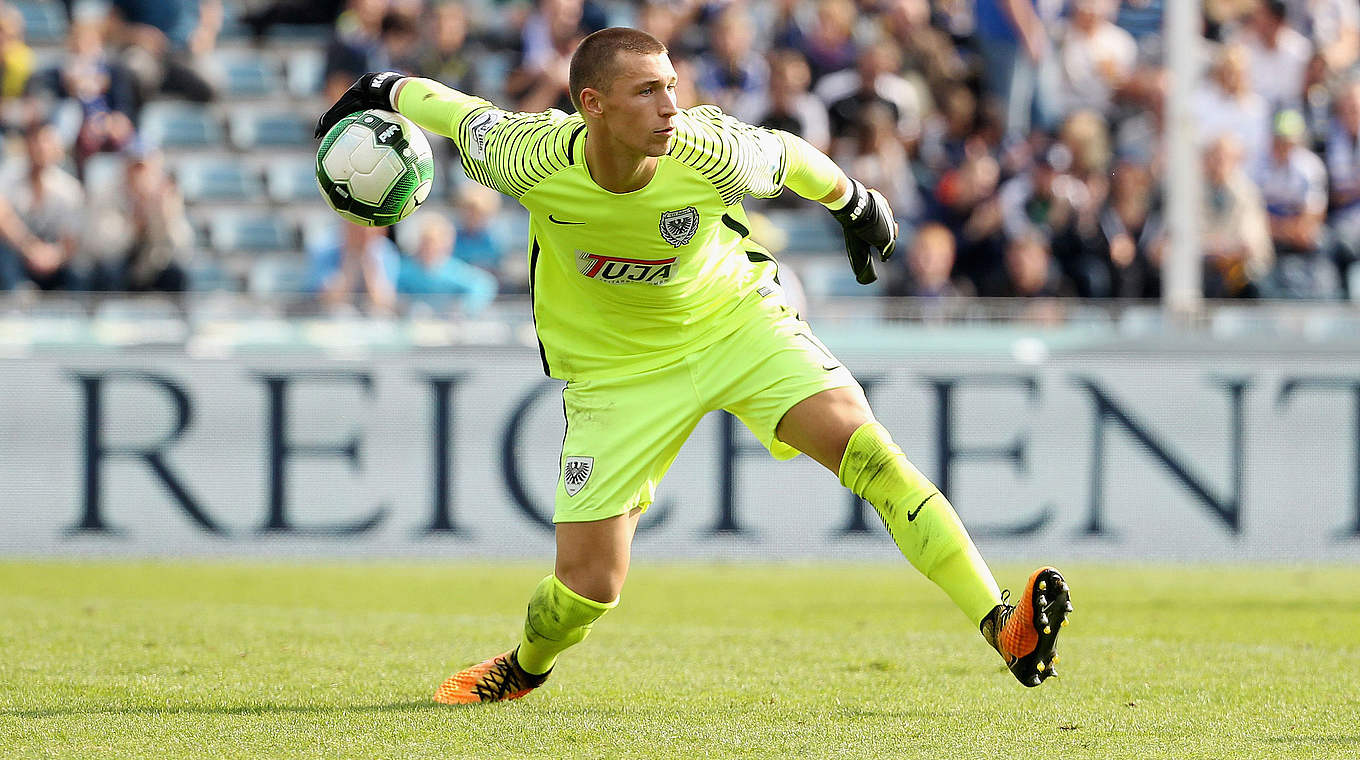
[
  {"xmin": 435, "ymin": 364, "xmax": 702, "ymax": 703},
  {"xmin": 775, "ymin": 387, "xmax": 1006, "ymax": 628},
  {"xmin": 433, "ymin": 510, "xmax": 638, "ymax": 705},
  {"xmin": 775, "ymin": 385, "xmax": 1072, "ymax": 686},
  {"xmin": 515, "ymin": 507, "xmax": 643, "ymax": 676},
  {"xmin": 709, "ymin": 295, "xmax": 1070, "ymax": 686}
]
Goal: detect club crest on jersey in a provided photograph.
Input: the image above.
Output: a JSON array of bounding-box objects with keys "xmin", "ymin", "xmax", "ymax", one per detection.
[
  {"xmin": 659, "ymin": 206, "xmax": 700, "ymax": 247},
  {"xmin": 563, "ymin": 456, "xmax": 594, "ymax": 496},
  {"xmin": 576, "ymin": 250, "xmax": 676, "ymax": 285}
]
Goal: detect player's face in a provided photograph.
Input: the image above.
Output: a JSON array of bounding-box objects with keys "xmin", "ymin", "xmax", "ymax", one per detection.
[{"xmin": 603, "ymin": 52, "xmax": 679, "ymax": 157}]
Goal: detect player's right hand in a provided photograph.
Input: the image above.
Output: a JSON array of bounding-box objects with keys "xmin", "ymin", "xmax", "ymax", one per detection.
[
  {"xmin": 829, "ymin": 178, "xmax": 898, "ymax": 285},
  {"xmin": 314, "ymin": 71, "xmax": 407, "ymax": 138}
]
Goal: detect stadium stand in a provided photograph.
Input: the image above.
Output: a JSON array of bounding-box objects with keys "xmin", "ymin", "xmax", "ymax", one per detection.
[{"xmin": 0, "ymin": 0, "xmax": 1358, "ymax": 318}]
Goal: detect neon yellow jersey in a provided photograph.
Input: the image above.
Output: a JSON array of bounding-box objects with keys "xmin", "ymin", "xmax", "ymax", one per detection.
[{"xmin": 397, "ymin": 80, "xmax": 796, "ymax": 380}]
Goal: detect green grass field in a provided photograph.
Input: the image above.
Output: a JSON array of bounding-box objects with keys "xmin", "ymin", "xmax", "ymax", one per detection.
[{"xmin": 2, "ymin": 561, "xmax": 1357, "ymax": 759}]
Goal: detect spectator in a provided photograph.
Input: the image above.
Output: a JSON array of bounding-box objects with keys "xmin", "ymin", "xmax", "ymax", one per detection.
[
  {"xmin": 887, "ymin": 222, "xmax": 972, "ymax": 298},
  {"xmin": 3, "ymin": 122, "xmax": 86, "ymax": 290},
  {"xmin": 816, "ymin": 40, "xmax": 923, "ymax": 153},
  {"xmin": 108, "ymin": 0, "xmax": 220, "ymax": 103},
  {"xmin": 1254, "ymin": 109, "xmax": 1336, "ymax": 298},
  {"xmin": 87, "ymin": 147, "xmax": 192, "ymax": 292},
  {"xmin": 1114, "ymin": 0, "xmax": 1163, "ymax": 49},
  {"xmin": 785, "ymin": 0, "xmax": 860, "ymax": 84},
  {"xmin": 0, "ymin": 198, "xmax": 62, "ymax": 290},
  {"xmin": 931, "ymin": 142, "xmax": 1006, "ymax": 292},
  {"xmin": 324, "ymin": 0, "xmax": 391, "ymax": 92},
  {"xmin": 748, "ymin": 49, "xmax": 830, "ymax": 153},
  {"xmin": 1201, "ymin": 135, "xmax": 1273, "ymax": 297},
  {"xmin": 694, "ymin": 6, "xmax": 768, "ymax": 118},
  {"xmin": 998, "ymin": 143, "xmax": 1088, "ymax": 248},
  {"xmin": 1194, "ymin": 44, "xmax": 1271, "ymax": 170},
  {"xmin": 415, "ymin": 1, "xmax": 480, "ymax": 93},
  {"xmin": 308, "ymin": 222, "xmax": 400, "ymax": 315},
  {"xmin": 1236, "ymin": 0, "xmax": 1312, "ymax": 113},
  {"xmin": 397, "ymin": 214, "xmax": 498, "ymax": 314},
  {"xmin": 985, "ymin": 233, "xmax": 1073, "ymax": 298},
  {"xmin": 879, "ymin": 0, "xmax": 968, "ymax": 104},
  {"xmin": 452, "ymin": 183, "xmax": 516, "ymax": 287},
  {"xmin": 919, "ymin": 85, "xmax": 978, "ymax": 176},
  {"xmin": 380, "ymin": 8, "xmax": 422, "ymax": 75},
  {"xmin": 836, "ymin": 101, "xmax": 921, "ymax": 220},
  {"xmin": 1327, "ymin": 78, "xmax": 1360, "ymax": 294},
  {"xmin": 1098, "ymin": 157, "xmax": 1164, "ymax": 298},
  {"xmin": 505, "ymin": 0, "xmax": 589, "ymax": 113},
  {"xmin": 0, "ymin": 3, "xmax": 33, "ymax": 101},
  {"xmin": 241, "ymin": 0, "xmax": 348, "ymax": 38},
  {"xmin": 28, "ymin": 16, "xmax": 137, "ymax": 174},
  {"xmin": 974, "ymin": 0, "xmax": 1063, "ymax": 138},
  {"xmin": 1058, "ymin": 0, "xmax": 1137, "ymax": 117},
  {"xmin": 1289, "ymin": 0, "xmax": 1359, "ymax": 75}
]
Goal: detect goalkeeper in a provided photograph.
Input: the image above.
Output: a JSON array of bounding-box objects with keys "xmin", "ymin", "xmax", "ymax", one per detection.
[{"xmin": 315, "ymin": 28, "xmax": 1072, "ymax": 702}]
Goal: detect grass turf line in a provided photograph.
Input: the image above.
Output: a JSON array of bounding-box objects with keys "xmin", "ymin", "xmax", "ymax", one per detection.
[{"xmin": 1, "ymin": 561, "xmax": 1357, "ymax": 759}]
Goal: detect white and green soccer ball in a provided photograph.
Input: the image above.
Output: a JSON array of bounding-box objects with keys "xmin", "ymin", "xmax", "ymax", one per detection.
[{"xmin": 316, "ymin": 109, "xmax": 434, "ymax": 227}]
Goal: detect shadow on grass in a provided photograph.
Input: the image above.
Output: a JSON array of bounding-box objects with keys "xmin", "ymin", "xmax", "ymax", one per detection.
[{"xmin": 1, "ymin": 700, "xmax": 466, "ymax": 719}]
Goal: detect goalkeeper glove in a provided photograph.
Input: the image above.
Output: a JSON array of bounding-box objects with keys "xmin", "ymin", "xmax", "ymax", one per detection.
[
  {"xmin": 314, "ymin": 71, "xmax": 407, "ymax": 138},
  {"xmin": 829, "ymin": 179, "xmax": 898, "ymax": 285}
]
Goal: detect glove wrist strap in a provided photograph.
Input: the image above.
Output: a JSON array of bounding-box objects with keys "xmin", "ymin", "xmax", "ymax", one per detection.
[{"xmin": 820, "ymin": 182, "xmax": 855, "ymax": 212}]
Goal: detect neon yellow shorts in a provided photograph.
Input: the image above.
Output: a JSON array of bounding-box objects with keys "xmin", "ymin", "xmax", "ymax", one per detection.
[{"xmin": 553, "ymin": 291, "xmax": 859, "ymax": 523}]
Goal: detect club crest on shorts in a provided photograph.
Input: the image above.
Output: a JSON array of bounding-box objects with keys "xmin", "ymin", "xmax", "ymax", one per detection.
[
  {"xmin": 659, "ymin": 206, "xmax": 699, "ymax": 247},
  {"xmin": 563, "ymin": 456, "xmax": 594, "ymax": 496}
]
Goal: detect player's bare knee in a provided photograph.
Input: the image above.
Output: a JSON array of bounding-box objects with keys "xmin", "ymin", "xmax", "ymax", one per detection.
[{"xmin": 555, "ymin": 558, "xmax": 626, "ymax": 603}]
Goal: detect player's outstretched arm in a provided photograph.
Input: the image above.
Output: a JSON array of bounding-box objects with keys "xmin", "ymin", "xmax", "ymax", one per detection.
[{"xmin": 780, "ymin": 131, "xmax": 898, "ymax": 285}]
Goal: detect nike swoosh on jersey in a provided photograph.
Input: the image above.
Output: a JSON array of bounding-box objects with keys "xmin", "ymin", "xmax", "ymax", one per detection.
[{"xmin": 548, "ymin": 214, "xmax": 586, "ymax": 225}]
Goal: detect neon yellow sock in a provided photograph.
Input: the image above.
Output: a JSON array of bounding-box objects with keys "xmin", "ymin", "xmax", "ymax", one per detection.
[
  {"xmin": 839, "ymin": 421, "xmax": 1001, "ymax": 624},
  {"xmin": 516, "ymin": 574, "xmax": 617, "ymax": 675}
]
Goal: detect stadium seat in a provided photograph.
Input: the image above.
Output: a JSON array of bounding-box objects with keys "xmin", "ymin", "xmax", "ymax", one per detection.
[
  {"xmin": 11, "ymin": 1, "xmax": 67, "ymax": 44},
  {"xmin": 299, "ymin": 210, "xmax": 341, "ymax": 251},
  {"xmin": 210, "ymin": 213, "xmax": 297, "ymax": 252},
  {"xmin": 265, "ymin": 157, "xmax": 322, "ymax": 203},
  {"xmin": 231, "ymin": 110, "xmax": 313, "ymax": 149},
  {"xmin": 140, "ymin": 103, "xmax": 224, "ymax": 148},
  {"xmin": 211, "ymin": 51, "xmax": 283, "ymax": 98},
  {"xmin": 186, "ymin": 259, "xmax": 238, "ymax": 292},
  {"xmin": 763, "ymin": 209, "xmax": 840, "ymax": 256},
  {"xmin": 247, "ymin": 253, "xmax": 311, "ymax": 295},
  {"xmin": 176, "ymin": 159, "xmax": 263, "ymax": 202},
  {"xmin": 285, "ymin": 48, "xmax": 326, "ymax": 97}
]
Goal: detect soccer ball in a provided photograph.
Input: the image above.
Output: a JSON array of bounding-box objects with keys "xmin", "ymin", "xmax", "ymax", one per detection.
[{"xmin": 316, "ymin": 109, "xmax": 434, "ymax": 227}]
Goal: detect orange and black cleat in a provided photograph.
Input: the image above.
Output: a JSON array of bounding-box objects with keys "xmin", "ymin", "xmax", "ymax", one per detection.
[
  {"xmin": 981, "ymin": 567, "xmax": 1072, "ymax": 687},
  {"xmin": 434, "ymin": 648, "xmax": 550, "ymax": 704}
]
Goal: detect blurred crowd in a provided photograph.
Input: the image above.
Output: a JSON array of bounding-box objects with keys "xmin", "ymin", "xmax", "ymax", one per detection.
[{"xmin": 1, "ymin": 0, "xmax": 1359, "ymax": 312}]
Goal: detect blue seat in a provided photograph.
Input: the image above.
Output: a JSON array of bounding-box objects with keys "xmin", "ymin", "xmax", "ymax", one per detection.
[
  {"xmin": 216, "ymin": 53, "xmax": 281, "ymax": 97},
  {"xmin": 12, "ymin": 1, "xmax": 66, "ymax": 44},
  {"xmin": 141, "ymin": 103, "xmax": 223, "ymax": 148},
  {"xmin": 265, "ymin": 157, "xmax": 322, "ymax": 203},
  {"xmin": 177, "ymin": 160, "xmax": 262, "ymax": 202},
  {"xmin": 211, "ymin": 213, "xmax": 296, "ymax": 253},
  {"xmin": 248, "ymin": 253, "xmax": 312, "ymax": 295},
  {"xmin": 285, "ymin": 48, "xmax": 325, "ymax": 97},
  {"xmin": 232, "ymin": 110, "xmax": 312, "ymax": 149}
]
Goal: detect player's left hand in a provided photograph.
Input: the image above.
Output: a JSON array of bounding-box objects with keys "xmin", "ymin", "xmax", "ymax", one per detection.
[
  {"xmin": 829, "ymin": 178, "xmax": 898, "ymax": 285},
  {"xmin": 314, "ymin": 71, "xmax": 407, "ymax": 138}
]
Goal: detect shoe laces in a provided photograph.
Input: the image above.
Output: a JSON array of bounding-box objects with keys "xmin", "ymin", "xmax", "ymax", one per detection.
[
  {"xmin": 471, "ymin": 655, "xmax": 531, "ymax": 701},
  {"xmin": 983, "ymin": 590, "xmax": 1015, "ymax": 652}
]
